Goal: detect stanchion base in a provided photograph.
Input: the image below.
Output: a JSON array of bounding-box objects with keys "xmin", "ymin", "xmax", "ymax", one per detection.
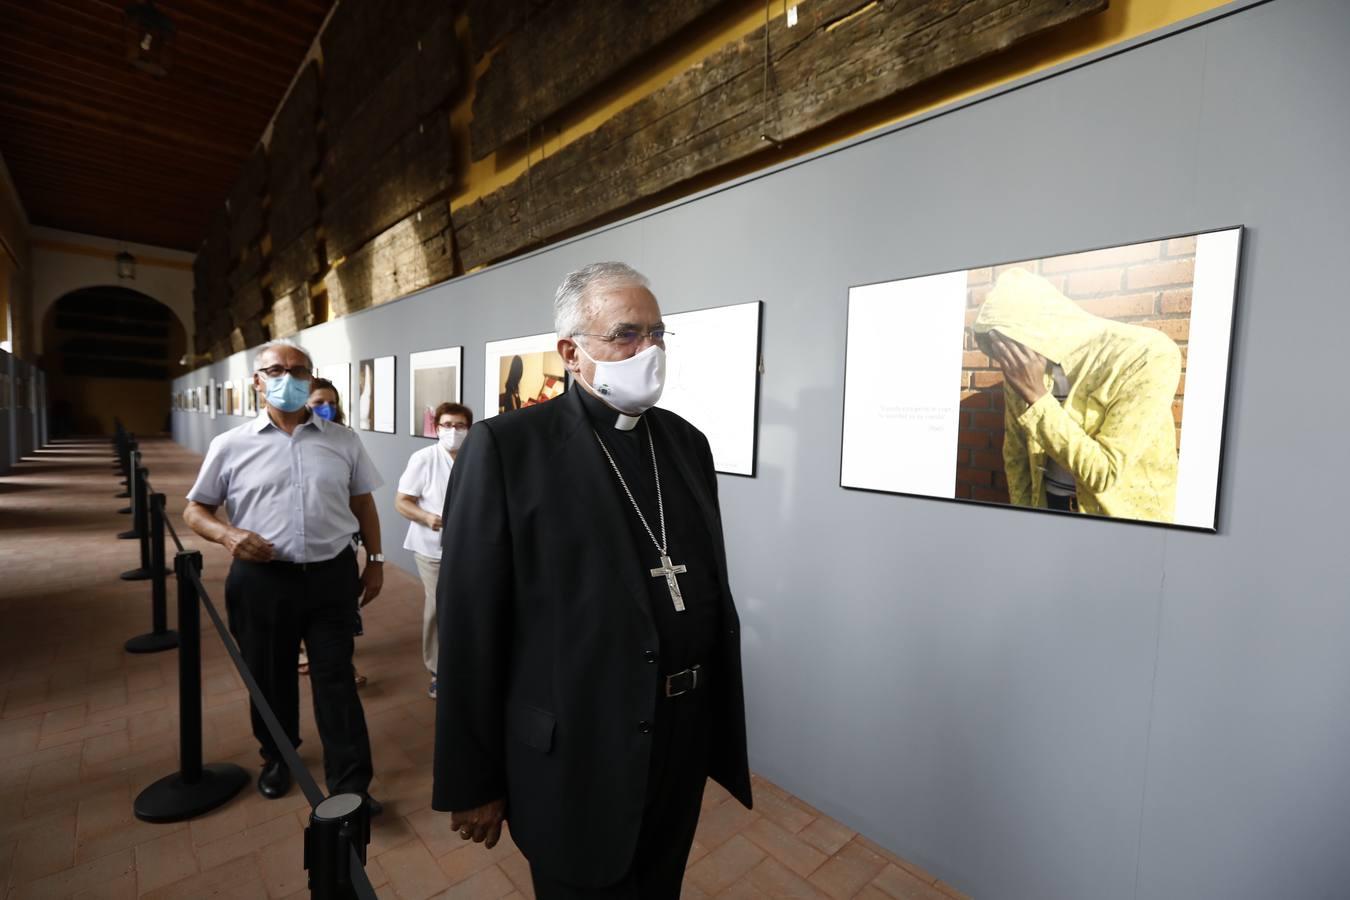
[
  {"xmin": 118, "ymin": 506, "xmax": 132, "ymax": 515},
  {"xmin": 120, "ymin": 567, "xmax": 169, "ymax": 581},
  {"xmin": 134, "ymin": 764, "xmax": 249, "ymax": 823},
  {"xmin": 117, "ymin": 530, "xmax": 141, "ymax": 540},
  {"xmin": 125, "ymin": 631, "xmax": 179, "ymax": 653},
  {"xmin": 115, "ymin": 491, "xmax": 130, "ymax": 499}
]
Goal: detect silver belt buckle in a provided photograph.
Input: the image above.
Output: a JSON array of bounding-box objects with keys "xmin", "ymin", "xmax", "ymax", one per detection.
[{"xmin": 664, "ymin": 665, "xmax": 700, "ymax": 698}]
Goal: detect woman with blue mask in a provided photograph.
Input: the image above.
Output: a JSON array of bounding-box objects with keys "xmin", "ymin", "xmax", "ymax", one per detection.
[
  {"xmin": 297, "ymin": 377, "xmax": 368, "ymax": 686},
  {"xmin": 307, "ymin": 378, "xmax": 345, "ymax": 425}
]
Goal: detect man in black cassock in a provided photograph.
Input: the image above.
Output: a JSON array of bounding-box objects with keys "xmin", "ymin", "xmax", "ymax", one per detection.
[{"xmin": 430, "ymin": 262, "xmax": 752, "ymax": 898}]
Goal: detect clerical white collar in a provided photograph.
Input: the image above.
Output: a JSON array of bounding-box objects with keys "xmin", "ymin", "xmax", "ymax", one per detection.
[{"xmin": 578, "ymin": 383, "xmax": 643, "ymax": 431}]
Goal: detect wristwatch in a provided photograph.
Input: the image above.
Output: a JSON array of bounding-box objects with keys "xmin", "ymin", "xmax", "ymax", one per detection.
[{"xmin": 367, "ymin": 553, "xmax": 385, "ymax": 563}]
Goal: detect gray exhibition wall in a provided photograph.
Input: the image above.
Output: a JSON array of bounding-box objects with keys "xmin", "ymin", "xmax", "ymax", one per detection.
[{"xmin": 172, "ymin": 2, "xmax": 1350, "ymax": 896}]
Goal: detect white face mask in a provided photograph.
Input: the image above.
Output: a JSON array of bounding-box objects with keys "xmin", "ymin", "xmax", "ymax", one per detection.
[
  {"xmin": 438, "ymin": 426, "xmax": 467, "ymax": 452},
  {"xmin": 574, "ymin": 342, "xmax": 666, "ymax": 415}
]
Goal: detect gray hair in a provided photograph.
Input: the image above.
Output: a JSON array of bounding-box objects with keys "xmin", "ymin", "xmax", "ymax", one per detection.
[
  {"xmin": 254, "ymin": 338, "xmax": 314, "ymax": 370},
  {"xmin": 553, "ymin": 262, "xmax": 650, "ymax": 339}
]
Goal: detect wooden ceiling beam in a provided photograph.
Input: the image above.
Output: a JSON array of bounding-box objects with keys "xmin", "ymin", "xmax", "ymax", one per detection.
[
  {"xmin": 0, "ymin": 94, "xmax": 246, "ymax": 165},
  {"xmin": 0, "ymin": 1, "xmax": 302, "ymax": 95},
  {"xmin": 0, "ymin": 45, "xmax": 277, "ymax": 126},
  {"xmin": 87, "ymin": 0, "xmax": 322, "ymax": 57}
]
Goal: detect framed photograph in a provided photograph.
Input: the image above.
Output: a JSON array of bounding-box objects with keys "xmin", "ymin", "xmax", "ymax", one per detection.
[
  {"xmin": 244, "ymin": 379, "xmax": 258, "ymax": 416},
  {"xmin": 224, "ymin": 381, "xmax": 235, "ymax": 417},
  {"xmin": 483, "ymin": 332, "xmax": 567, "ymax": 419},
  {"xmin": 358, "ymin": 356, "xmax": 396, "ymax": 434},
  {"xmin": 661, "ymin": 301, "xmax": 763, "ymax": 476},
  {"xmin": 313, "ymin": 362, "xmax": 351, "ymax": 424},
  {"xmin": 409, "ymin": 346, "xmax": 463, "ymax": 437},
  {"xmin": 840, "ymin": 227, "xmax": 1243, "ymax": 531}
]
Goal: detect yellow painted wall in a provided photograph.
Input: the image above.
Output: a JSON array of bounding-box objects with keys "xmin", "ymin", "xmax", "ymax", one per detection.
[{"xmin": 451, "ymin": 0, "xmax": 1234, "ymax": 214}]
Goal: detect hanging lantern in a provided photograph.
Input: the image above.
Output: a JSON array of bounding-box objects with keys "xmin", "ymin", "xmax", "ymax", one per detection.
[
  {"xmin": 124, "ymin": 1, "xmax": 176, "ymax": 77},
  {"xmin": 116, "ymin": 250, "xmax": 137, "ymax": 280}
]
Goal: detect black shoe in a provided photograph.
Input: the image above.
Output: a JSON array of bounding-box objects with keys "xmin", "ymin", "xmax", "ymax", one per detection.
[
  {"xmin": 258, "ymin": 759, "xmax": 292, "ymax": 799},
  {"xmin": 362, "ymin": 794, "xmax": 383, "ymax": 817}
]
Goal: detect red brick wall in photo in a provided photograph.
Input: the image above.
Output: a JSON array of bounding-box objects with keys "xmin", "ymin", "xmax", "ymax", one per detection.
[{"xmin": 956, "ymin": 236, "xmax": 1195, "ymax": 504}]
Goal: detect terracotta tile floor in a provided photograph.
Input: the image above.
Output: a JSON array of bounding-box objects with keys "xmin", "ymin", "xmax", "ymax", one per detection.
[{"xmin": 0, "ymin": 437, "xmax": 968, "ymax": 900}]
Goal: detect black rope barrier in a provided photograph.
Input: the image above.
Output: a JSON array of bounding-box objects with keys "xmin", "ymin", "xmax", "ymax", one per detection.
[{"xmin": 121, "ymin": 466, "xmax": 377, "ymax": 898}]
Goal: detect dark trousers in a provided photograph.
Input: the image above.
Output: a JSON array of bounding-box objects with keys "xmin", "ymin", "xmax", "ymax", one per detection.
[
  {"xmin": 530, "ymin": 682, "xmax": 712, "ymax": 899},
  {"xmin": 224, "ymin": 547, "xmax": 373, "ymax": 794}
]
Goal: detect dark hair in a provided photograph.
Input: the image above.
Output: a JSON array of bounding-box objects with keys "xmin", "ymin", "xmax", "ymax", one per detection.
[
  {"xmin": 435, "ymin": 402, "xmax": 473, "ymax": 427},
  {"xmin": 505, "ymin": 355, "xmax": 524, "ymax": 393},
  {"xmin": 309, "ymin": 377, "xmax": 346, "ymax": 425}
]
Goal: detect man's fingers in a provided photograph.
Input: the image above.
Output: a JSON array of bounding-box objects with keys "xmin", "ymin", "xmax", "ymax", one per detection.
[{"xmin": 484, "ymin": 821, "xmax": 503, "ymax": 850}]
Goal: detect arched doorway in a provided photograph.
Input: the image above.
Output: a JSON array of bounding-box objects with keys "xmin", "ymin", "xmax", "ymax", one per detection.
[{"xmin": 40, "ymin": 286, "xmax": 187, "ymax": 436}]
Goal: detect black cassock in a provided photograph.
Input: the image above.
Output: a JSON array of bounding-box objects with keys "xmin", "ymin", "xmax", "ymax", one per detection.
[{"xmin": 431, "ymin": 385, "xmax": 752, "ymax": 897}]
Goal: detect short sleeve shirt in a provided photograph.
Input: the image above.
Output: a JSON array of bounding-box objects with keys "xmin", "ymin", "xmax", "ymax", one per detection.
[
  {"xmin": 396, "ymin": 443, "xmax": 453, "ymax": 558},
  {"xmin": 186, "ymin": 413, "xmax": 383, "ymax": 563}
]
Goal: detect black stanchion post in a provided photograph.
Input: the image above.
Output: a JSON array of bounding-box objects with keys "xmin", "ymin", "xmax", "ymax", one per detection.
[
  {"xmin": 305, "ymin": 794, "xmax": 371, "ymax": 900},
  {"xmin": 118, "ymin": 449, "xmax": 140, "ymax": 521},
  {"xmin": 117, "ymin": 442, "xmax": 137, "ymax": 504},
  {"xmin": 134, "ymin": 550, "xmax": 248, "ymax": 822},
  {"xmin": 125, "ymin": 493, "xmax": 179, "ymax": 653},
  {"xmin": 121, "ymin": 466, "xmax": 153, "ymax": 579}
]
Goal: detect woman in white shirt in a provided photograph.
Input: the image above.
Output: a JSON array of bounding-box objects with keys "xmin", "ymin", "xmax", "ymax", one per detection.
[{"xmin": 395, "ymin": 401, "xmax": 472, "ymax": 698}]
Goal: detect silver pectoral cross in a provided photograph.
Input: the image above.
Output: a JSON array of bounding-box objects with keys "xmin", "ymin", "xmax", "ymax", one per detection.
[{"xmin": 650, "ymin": 554, "xmax": 688, "ymax": 612}]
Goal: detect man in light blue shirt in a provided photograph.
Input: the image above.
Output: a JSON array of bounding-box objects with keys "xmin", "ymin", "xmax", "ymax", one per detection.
[{"xmin": 185, "ymin": 339, "xmax": 386, "ymax": 808}]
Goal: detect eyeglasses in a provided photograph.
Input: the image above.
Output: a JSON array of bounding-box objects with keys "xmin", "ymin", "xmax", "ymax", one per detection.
[
  {"xmin": 256, "ymin": 365, "xmax": 313, "ymax": 379},
  {"xmin": 438, "ymin": 423, "xmax": 470, "ymax": 432},
  {"xmin": 571, "ymin": 329, "xmax": 673, "ymax": 347}
]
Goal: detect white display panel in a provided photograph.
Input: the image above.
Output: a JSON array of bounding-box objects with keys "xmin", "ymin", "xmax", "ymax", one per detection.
[
  {"xmin": 409, "ymin": 346, "xmax": 463, "ymax": 437},
  {"xmin": 661, "ymin": 301, "xmax": 763, "ymax": 476},
  {"xmin": 358, "ymin": 356, "xmax": 396, "ymax": 434},
  {"xmin": 208, "ymin": 378, "xmax": 217, "ymax": 419},
  {"xmin": 482, "ymin": 332, "xmax": 566, "ymax": 419},
  {"xmin": 841, "ymin": 227, "xmax": 1243, "ymax": 531}
]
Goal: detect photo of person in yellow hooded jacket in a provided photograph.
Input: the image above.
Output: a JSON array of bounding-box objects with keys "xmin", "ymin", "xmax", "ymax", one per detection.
[{"xmin": 971, "ymin": 268, "xmax": 1183, "ymax": 524}]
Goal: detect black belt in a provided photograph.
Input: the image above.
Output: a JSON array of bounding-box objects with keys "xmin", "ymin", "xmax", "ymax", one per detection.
[
  {"xmin": 263, "ymin": 546, "xmax": 354, "ymax": 572},
  {"xmin": 663, "ymin": 665, "xmax": 703, "ymax": 698}
]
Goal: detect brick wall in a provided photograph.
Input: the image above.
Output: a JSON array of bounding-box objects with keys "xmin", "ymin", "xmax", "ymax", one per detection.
[{"xmin": 955, "ymin": 236, "xmax": 1194, "ymax": 504}]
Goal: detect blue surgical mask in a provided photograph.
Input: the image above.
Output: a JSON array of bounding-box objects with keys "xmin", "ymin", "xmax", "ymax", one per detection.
[
  {"xmin": 264, "ymin": 374, "xmax": 312, "ymax": 413},
  {"xmin": 313, "ymin": 402, "xmax": 337, "ymax": 421}
]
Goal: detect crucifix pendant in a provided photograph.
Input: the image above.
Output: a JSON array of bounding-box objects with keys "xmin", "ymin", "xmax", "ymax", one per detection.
[{"xmin": 649, "ymin": 554, "xmax": 688, "ymax": 612}]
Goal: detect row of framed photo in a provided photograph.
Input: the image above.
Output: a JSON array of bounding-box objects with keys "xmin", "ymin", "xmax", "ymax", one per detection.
[
  {"xmin": 175, "ymin": 224, "xmax": 1244, "ymax": 531},
  {"xmin": 173, "ymin": 300, "xmax": 765, "ymax": 477}
]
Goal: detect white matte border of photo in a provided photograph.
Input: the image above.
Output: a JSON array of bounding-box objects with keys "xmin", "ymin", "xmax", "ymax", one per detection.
[
  {"xmin": 409, "ymin": 346, "xmax": 463, "ymax": 436},
  {"xmin": 482, "ymin": 331, "xmax": 559, "ymax": 420},
  {"xmin": 661, "ymin": 301, "xmax": 762, "ymax": 476},
  {"xmin": 373, "ymin": 356, "xmax": 396, "ymax": 433}
]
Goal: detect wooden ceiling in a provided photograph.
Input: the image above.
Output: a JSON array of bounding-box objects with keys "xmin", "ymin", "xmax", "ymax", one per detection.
[{"xmin": 0, "ymin": 0, "xmax": 334, "ymax": 252}]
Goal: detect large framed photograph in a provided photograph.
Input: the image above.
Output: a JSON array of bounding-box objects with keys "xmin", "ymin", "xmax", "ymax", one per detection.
[
  {"xmin": 841, "ymin": 227, "xmax": 1242, "ymax": 531},
  {"xmin": 314, "ymin": 362, "xmax": 351, "ymax": 424},
  {"xmin": 483, "ymin": 332, "xmax": 567, "ymax": 419},
  {"xmin": 661, "ymin": 301, "xmax": 763, "ymax": 476},
  {"xmin": 409, "ymin": 346, "xmax": 463, "ymax": 437},
  {"xmin": 244, "ymin": 379, "xmax": 258, "ymax": 416},
  {"xmin": 358, "ymin": 356, "xmax": 396, "ymax": 434}
]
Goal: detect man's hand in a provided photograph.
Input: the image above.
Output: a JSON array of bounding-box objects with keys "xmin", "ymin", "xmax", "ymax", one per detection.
[
  {"xmin": 450, "ymin": 799, "xmax": 507, "ymax": 849},
  {"xmin": 988, "ymin": 333, "xmax": 1050, "ymax": 406},
  {"xmin": 358, "ymin": 562, "xmax": 383, "ymax": 607},
  {"xmin": 223, "ymin": 527, "xmax": 274, "ymax": 562},
  {"xmin": 424, "ymin": 512, "xmax": 443, "ymax": 532}
]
